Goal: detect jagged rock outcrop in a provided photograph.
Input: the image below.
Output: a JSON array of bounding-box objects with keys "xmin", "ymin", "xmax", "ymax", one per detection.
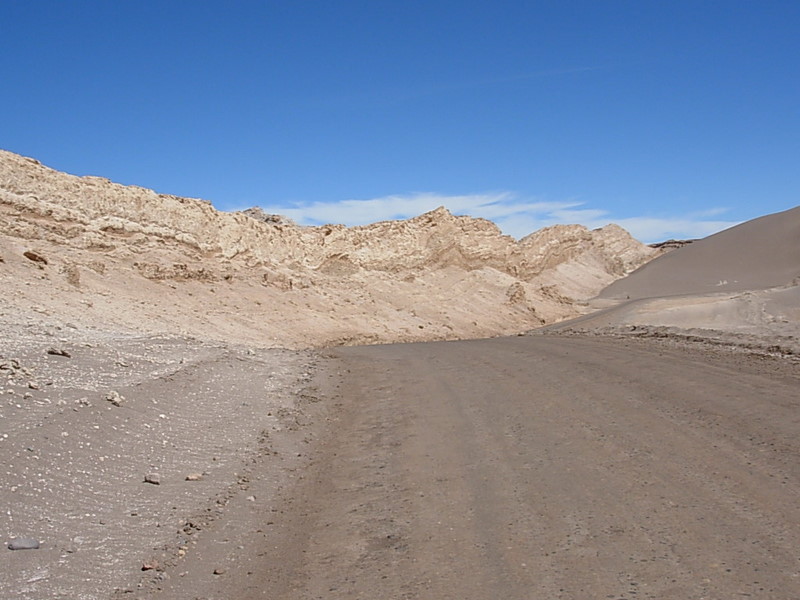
[
  {"xmin": 239, "ymin": 207, "xmax": 295, "ymax": 226},
  {"xmin": 0, "ymin": 149, "xmax": 657, "ymax": 347},
  {"xmin": 649, "ymin": 239, "xmax": 695, "ymax": 252}
]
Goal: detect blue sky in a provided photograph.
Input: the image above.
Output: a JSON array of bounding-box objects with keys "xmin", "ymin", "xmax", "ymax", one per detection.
[{"xmin": 1, "ymin": 1, "xmax": 798, "ymax": 242}]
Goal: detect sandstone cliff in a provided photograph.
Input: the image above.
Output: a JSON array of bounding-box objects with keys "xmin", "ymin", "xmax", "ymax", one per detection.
[{"xmin": 0, "ymin": 149, "xmax": 656, "ymax": 347}]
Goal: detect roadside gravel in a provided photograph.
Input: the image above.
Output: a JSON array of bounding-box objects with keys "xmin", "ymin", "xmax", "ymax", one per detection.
[{"xmin": 1, "ymin": 316, "xmax": 323, "ymax": 599}]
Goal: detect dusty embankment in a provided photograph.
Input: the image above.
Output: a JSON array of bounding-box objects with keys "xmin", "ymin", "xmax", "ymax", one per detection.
[{"xmin": 148, "ymin": 335, "xmax": 800, "ymax": 600}]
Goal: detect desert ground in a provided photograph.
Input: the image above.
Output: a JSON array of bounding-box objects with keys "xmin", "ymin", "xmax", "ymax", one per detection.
[
  {"xmin": 2, "ymin": 151, "xmax": 799, "ymax": 599},
  {"xmin": 147, "ymin": 336, "xmax": 798, "ymax": 600}
]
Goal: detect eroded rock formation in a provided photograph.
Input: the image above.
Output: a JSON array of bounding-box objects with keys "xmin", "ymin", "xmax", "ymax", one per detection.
[{"xmin": 0, "ymin": 149, "xmax": 657, "ymax": 347}]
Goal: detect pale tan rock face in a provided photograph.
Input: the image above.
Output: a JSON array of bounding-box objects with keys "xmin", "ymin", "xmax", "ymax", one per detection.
[{"xmin": 0, "ymin": 149, "xmax": 656, "ymax": 347}]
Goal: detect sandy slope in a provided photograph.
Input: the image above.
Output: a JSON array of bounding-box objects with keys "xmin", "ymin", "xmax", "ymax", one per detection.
[
  {"xmin": 546, "ymin": 206, "xmax": 800, "ymax": 353},
  {"xmin": 600, "ymin": 205, "xmax": 800, "ymax": 300}
]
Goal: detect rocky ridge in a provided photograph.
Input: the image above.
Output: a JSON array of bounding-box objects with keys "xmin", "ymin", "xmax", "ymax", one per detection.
[{"xmin": 0, "ymin": 149, "xmax": 657, "ymax": 347}]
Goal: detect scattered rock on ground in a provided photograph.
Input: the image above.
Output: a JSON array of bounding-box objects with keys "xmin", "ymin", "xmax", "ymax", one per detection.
[
  {"xmin": 22, "ymin": 250, "xmax": 47, "ymax": 265},
  {"xmin": 105, "ymin": 390, "xmax": 124, "ymax": 406},
  {"xmin": 8, "ymin": 537, "xmax": 40, "ymax": 550},
  {"xmin": 46, "ymin": 347, "xmax": 71, "ymax": 357}
]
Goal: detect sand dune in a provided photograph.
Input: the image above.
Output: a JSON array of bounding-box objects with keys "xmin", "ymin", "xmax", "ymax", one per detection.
[
  {"xmin": 600, "ymin": 205, "xmax": 800, "ymax": 300},
  {"xmin": 547, "ymin": 205, "xmax": 800, "ymax": 354}
]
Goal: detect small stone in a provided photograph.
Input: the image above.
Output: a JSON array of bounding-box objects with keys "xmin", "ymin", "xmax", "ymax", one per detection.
[
  {"xmin": 142, "ymin": 560, "xmax": 159, "ymax": 571},
  {"xmin": 8, "ymin": 537, "xmax": 40, "ymax": 550},
  {"xmin": 46, "ymin": 347, "xmax": 71, "ymax": 358},
  {"xmin": 213, "ymin": 568, "xmax": 226, "ymax": 575},
  {"xmin": 246, "ymin": 495, "xmax": 256, "ymax": 502},
  {"xmin": 144, "ymin": 473, "xmax": 161, "ymax": 485},
  {"xmin": 185, "ymin": 473, "xmax": 203, "ymax": 481},
  {"xmin": 105, "ymin": 391, "xmax": 124, "ymax": 407},
  {"xmin": 23, "ymin": 250, "xmax": 48, "ymax": 265}
]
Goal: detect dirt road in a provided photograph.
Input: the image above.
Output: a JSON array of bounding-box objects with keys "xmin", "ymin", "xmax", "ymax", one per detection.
[{"xmin": 180, "ymin": 336, "xmax": 799, "ymax": 600}]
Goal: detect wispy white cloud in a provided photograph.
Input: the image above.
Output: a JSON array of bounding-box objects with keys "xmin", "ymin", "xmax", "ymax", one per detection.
[
  {"xmin": 613, "ymin": 216, "xmax": 741, "ymax": 242},
  {"xmin": 260, "ymin": 192, "xmax": 516, "ymax": 226},
  {"xmin": 260, "ymin": 192, "xmax": 584, "ymax": 231},
  {"xmin": 254, "ymin": 192, "xmax": 741, "ymax": 243}
]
